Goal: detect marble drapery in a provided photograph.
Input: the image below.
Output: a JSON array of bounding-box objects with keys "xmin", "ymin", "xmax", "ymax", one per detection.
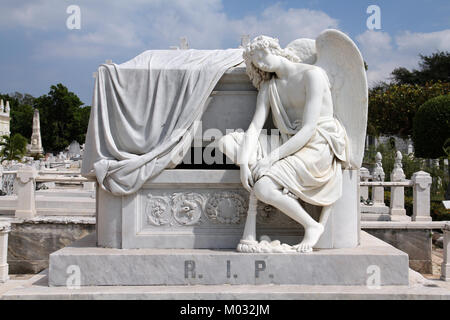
[
  {"xmin": 81, "ymin": 49, "xmax": 244, "ymax": 195},
  {"xmin": 221, "ymin": 77, "xmax": 349, "ymax": 206}
]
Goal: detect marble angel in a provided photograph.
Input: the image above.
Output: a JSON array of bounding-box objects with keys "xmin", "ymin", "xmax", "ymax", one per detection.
[{"xmin": 218, "ymin": 29, "xmax": 367, "ymax": 253}]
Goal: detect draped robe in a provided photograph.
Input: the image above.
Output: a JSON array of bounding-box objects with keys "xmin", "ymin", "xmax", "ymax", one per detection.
[{"xmin": 222, "ymin": 77, "xmax": 349, "ymax": 206}]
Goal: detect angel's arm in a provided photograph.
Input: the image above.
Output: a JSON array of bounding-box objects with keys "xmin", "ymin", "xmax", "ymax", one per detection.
[
  {"xmin": 267, "ymin": 69, "xmax": 324, "ymax": 162},
  {"xmin": 237, "ymin": 81, "xmax": 270, "ymax": 165}
]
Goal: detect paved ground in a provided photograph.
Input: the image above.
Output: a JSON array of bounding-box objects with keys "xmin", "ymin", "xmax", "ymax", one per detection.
[{"xmin": 1, "ymin": 268, "xmax": 449, "ymax": 300}]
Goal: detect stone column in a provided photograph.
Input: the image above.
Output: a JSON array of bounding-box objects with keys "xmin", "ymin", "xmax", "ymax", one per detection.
[
  {"xmin": 30, "ymin": 109, "xmax": 44, "ymax": 155},
  {"xmin": 0, "ymin": 222, "xmax": 11, "ymax": 283},
  {"xmin": 0, "ymin": 164, "xmax": 3, "ymax": 193},
  {"xmin": 442, "ymin": 224, "xmax": 450, "ymax": 281},
  {"xmin": 411, "ymin": 171, "xmax": 432, "ymax": 222},
  {"xmin": 15, "ymin": 166, "xmax": 38, "ymax": 219},
  {"xmin": 372, "ymin": 152, "xmax": 385, "ymax": 207},
  {"xmin": 390, "ymin": 151, "xmax": 410, "ymax": 221}
]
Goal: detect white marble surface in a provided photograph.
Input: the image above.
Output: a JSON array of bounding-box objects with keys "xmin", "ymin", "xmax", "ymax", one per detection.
[
  {"xmin": 0, "ymin": 221, "xmax": 10, "ymax": 283},
  {"xmin": 49, "ymin": 231, "xmax": 408, "ymax": 287}
]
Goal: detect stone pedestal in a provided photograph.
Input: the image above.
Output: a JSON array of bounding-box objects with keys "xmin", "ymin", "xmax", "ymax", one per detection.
[
  {"xmin": 315, "ymin": 169, "xmax": 360, "ymax": 249},
  {"xmin": 0, "ymin": 222, "xmax": 11, "ymax": 283},
  {"xmin": 442, "ymin": 225, "xmax": 450, "ymax": 281},
  {"xmin": 49, "ymin": 231, "xmax": 409, "ymax": 287}
]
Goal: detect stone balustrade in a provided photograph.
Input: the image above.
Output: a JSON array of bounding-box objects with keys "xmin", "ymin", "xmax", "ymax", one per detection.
[
  {"xmin": 360, "ymin": 151, "xmax": 434, "ymax": 222},
  {"xmin": 0, "ymin": 221, "xmax": 11, "ymax": 283}
]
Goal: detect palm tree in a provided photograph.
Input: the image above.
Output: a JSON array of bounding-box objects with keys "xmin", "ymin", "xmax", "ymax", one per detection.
[{"xmin": 0, "ymin": 134, "xmax": 28, "ymax": 161}]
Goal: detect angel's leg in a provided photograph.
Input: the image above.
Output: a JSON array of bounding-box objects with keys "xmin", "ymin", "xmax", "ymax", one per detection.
[
  {"xmin": 218, "ymin": 134, "xmax": 259, "ymax": 247},
  {"xmin": 253, "ymin": 176, "xmax": 324, "ymax": 252}
]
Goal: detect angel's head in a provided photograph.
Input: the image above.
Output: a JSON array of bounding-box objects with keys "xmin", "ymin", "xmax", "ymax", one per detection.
[{"xmin": 243, "ymin": 35, "xmax": 300, "ymax": 89}]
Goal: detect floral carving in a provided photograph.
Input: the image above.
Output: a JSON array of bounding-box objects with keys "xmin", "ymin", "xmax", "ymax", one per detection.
[
  {"xmin": 145, "ymin": 194, "xmax": 171, "ymax": 226},
  {"xmin": 205, "ymin": 192, "xmax": 247, "ymax": 224},
  {"xmin": 172, "ymin": 193, "xmax": 205, "ymax": 225}
]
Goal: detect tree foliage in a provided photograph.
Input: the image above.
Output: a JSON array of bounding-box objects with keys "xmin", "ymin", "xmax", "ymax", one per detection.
[
  {"xmin": 391, "ymin": 51, "xmax": 450, "ymax": 85},
  {"xmin": 0, "ymin": 133, "xmax": 28, "ymax": 161},
  {"xmin": 412, "ymin": 94, "xmax": 450, "ymax": 159},
  {"xmin": 0, "ymin": 93, "xmax": 35, "ymax": 139},
  {"xmin": 368, "ymin": 81, "xmax": 450, "ymax": 137},
  {"xmin": 33, "ymin": 84, "xmax": 91, "ymax": 153},
  {"xmin": 2, "ymin": 87, "xmax": 91, "ymax": 153},
  {"xmin": 368, "ymin": 51, "xmax": 450, "ymax": 138}
]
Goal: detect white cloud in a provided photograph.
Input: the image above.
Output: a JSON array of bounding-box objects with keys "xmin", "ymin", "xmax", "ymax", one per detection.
[
  {"xmin": 396, "ymin": 29, "xmax": 450, "ymax": 53},
  {"xmin": 356, "ymin": 29, "xmax": 450, "ymax": 86},
  {"xmin": 3, "ymin": 0, "xmax": 339, "ymax": 58}
]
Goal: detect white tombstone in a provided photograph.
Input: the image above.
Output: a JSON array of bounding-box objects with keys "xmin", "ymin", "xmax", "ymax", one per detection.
[
  {"xmin": 411, "ymin": 171, "xmax": 432, "ymax": 222},
  {"xmin": 15, "ymin": 166, "xmax": 38, "ymax": 219},
  {"xmin": 359, "ymin": 167, "xmax": 370, "ymax": 201},
  {"xmin": 390, "ymin": 151, "xmax": 410, "ymax": 221},
  {"xmin": 442, "ymin": 224, "xmax": 450, "ymax": 281},
  {"xmin": 0, "ymin": 222, "xmax": 10, "ymax": 283},
  {"xmin": 372, "ymin": 152, "xmax": 386, "ymax": 207}
]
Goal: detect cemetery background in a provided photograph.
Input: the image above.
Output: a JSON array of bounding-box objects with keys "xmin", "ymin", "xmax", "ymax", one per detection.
[{"xmin": 0, "ymin": 45, "xmax": 447, "ymax": 290}]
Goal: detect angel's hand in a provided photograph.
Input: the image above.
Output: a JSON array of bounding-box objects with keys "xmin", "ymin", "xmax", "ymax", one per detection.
[
  {"xmin": 240, "ymin": 164, "xmax": 254, "ymax": 192},
  {"xmin": 251, "ymin": 157, "xmax": 274, "ymax": 181}
]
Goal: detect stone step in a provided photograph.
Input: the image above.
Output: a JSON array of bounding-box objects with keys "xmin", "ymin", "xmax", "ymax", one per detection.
[
  {"xmin": 48, "ymin": 231, "xmax": 410, "ymax": 287},
  {"xmin": 36, "ymin": 208, "xmax": 95, "ymax": 216},
  {"xmin": 2, "ymin": 272, "xmax": 450, "ymax": 300},
  {"xmin": 36, "ymin": 190, "xmax": 95, "ymax": 198},
  {"xmin": 35, "ymin": 196, "xmax": 95, "ymax": 209}
]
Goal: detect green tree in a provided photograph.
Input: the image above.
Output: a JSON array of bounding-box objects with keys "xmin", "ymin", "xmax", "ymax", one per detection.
[
  {"xmin": 0, "ymin": 133, "xmax": 28, "ymax": 161},
  {"xmin": 34, "ymin": 84, "xmax": 90, "ymax": 152},
  {"xmin": 0, "ymin": 93, "xmax": 35, "ymax": 140},
  {"xmin": 368, "ymin": 81, "xmax": 450, "ymax": 137},
  {"xmin": 391, "ymin": 51, "xmax": 450, "ymax": 85},
  {"xmin": 412, "ymin": 94, "xmax": 450, "ymax": 159}
]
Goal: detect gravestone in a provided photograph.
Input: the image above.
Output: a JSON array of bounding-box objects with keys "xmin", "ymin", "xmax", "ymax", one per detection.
[{"xmin": 48, "ymin": 30, "xmax": 410, "ymax": 289}]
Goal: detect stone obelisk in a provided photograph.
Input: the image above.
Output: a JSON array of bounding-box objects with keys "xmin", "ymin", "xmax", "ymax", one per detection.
[{"xmin": 30, "ymin": 109, "xmax": 44, "ymax": 155}]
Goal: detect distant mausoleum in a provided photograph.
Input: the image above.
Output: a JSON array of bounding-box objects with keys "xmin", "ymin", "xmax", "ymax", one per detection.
[{"xmin": 0, "ymin": 100, "xmax": 11, "ymax": 137}]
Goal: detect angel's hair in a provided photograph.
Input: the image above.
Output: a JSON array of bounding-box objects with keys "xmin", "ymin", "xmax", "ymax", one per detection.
[{"xmin": 243, "ymin": 35, "xmax": 300, "ymax": 89}]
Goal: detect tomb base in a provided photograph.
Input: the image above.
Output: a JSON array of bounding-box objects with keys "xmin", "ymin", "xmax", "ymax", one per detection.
[
  {"xmin": 48, "ymin": 231, "xmax": 409, "ymax": 287},
  {"xmin": 97, "ymin": 169, "xmax": 359, "ymax": 250}
]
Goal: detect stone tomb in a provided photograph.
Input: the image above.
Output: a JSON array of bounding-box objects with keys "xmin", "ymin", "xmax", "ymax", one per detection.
[
  {"xmin": 48, "ymin": 66, "xmax": 409, "ymax": 288},
  {"xmin": 95, "ymin": 66, "xmax": 359, "ymax": 251}
]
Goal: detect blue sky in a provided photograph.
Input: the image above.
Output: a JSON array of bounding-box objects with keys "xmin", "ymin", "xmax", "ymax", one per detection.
[{"xmin": 0, "ymin": 0, "xmax": 449, "ymax": 105}]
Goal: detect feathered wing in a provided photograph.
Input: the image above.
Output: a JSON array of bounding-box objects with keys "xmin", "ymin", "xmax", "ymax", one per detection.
[{"xmin": 314, "ymin": 29, "xmax": 368, "ymax": 169}]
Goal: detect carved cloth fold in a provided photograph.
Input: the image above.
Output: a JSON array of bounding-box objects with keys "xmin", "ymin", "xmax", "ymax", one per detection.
[
  {"xmin": 266, "ymin": 77, "xmax": 349, "ymax": 206},
  {"xmin": 81, "ymin": 49, "xmax": 244, "ymax": 195}
]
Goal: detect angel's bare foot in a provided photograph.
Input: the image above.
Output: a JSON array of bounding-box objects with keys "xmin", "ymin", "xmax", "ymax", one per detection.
[{"xmin": 294, "ymin": 223, "xmax": 324, "ymax": 253}]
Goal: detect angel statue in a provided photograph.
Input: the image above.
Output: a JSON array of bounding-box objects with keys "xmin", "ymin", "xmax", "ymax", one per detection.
[{"xmin": 218, "ymin": 29, "xmax": 367, "ymax": 253}]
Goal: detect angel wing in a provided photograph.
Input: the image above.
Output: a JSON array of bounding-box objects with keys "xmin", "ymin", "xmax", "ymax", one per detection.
[{"xmin": 287, "ymin": 30, "xmax": 368, "ymax": 169}]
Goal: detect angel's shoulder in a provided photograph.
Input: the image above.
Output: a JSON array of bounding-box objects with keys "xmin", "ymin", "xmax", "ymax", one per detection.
[
  {"xmin": 302, "ymin": 66, "xmax": 328, "ymax": 83},
  {"xmin": 302, "ymin": 65, "xmax": 325, "ymax": 76}
]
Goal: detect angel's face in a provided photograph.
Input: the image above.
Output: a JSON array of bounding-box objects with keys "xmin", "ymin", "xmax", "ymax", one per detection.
[{"xmin": 251, "ymin": 48, "xmax": 279, "ymax": 72}]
